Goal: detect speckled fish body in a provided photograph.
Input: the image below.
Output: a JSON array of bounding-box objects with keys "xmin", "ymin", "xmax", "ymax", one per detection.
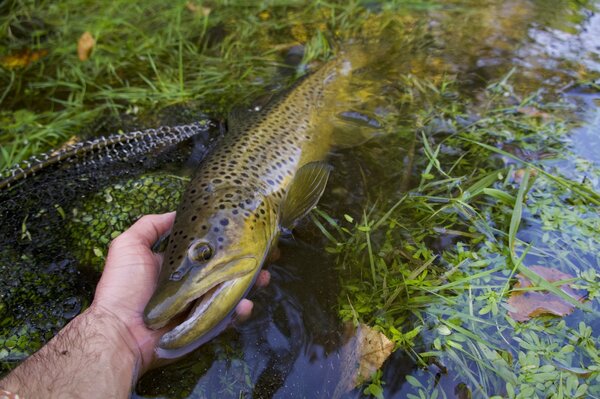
[{"xmin": 144, "ymin": 56, "xmax": 362, "ymax": 353}]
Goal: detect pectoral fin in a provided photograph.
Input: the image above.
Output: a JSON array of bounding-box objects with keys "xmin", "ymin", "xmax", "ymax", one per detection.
[
  {"xmin": 331, "ymin": 110, "xmax": 383, "ymax": 148},
  {"xmin": 279, "ymin": 161, "xmax": 332, "ymax": 230}
]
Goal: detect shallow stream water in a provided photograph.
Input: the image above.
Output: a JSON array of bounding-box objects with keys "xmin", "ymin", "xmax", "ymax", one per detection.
[
  {"xmin": 1, "ymin": 1, "xmax": 599, "ymax": 398},
  {"xmin": 137, "ymin": 2, "xmax": 600, "ymax": 397}
]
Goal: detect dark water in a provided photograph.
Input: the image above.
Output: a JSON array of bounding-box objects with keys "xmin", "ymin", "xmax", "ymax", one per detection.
[{"xmin": 1, "ymin": 0, "xmax": 599, "ymax": 398}]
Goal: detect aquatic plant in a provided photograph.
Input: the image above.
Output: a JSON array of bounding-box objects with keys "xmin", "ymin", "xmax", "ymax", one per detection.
[{"xmin": 315, "ymin": 73, "xmax": 600, "ymax": 398}]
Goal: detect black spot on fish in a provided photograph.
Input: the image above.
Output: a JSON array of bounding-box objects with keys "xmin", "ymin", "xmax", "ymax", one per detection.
[
  {"xmin": 220, "ymin": 218, "xmax": 229, "ymax": 226},
  {"xmin": 191, "ymin": 215, "xmax": 197, "ymax": 221}
]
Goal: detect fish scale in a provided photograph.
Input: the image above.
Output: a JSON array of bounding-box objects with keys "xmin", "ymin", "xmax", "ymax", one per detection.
[
  {"xmin": 166, "ymin": 62, "xmax": 340, "ymax": 269},
  {"xmin": 144, "ymin": 56, "xmax": 363, "ymax": 353}
]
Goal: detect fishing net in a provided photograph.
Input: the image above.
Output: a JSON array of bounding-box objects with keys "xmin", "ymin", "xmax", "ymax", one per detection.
[{"xmin": 0, "ymin": 118, "xmax": 220, "ymax": 373}]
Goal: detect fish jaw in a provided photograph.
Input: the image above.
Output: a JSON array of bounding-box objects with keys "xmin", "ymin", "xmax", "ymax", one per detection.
[
  {"xmin": 158, "ymin": 262, "xmax": 258, "ymax": 350},
  {"xmin": 143, "ymin": 256, "xmax": 258, "ymax": 333}
]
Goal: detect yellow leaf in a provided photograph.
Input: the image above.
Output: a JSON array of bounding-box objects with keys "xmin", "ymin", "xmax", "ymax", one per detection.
[
  {"xmin": 77, "ymin": 31, "xmax": 96, "ymax": 61},
  {"xmin": 0, "ymin": 49, "xmax": 48, "ymax": 69},
  {"xmin": 334, "ymin": 323, "xmax": 394, "ymax": 397}
]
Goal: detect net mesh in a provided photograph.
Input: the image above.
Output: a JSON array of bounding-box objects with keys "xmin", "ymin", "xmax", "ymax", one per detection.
[{"xmin": 0, "ymin": 120, "xmax": 218, "ymax": 373}]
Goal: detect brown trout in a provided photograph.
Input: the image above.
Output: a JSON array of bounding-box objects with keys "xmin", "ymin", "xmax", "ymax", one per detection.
[{"xmin": 143, "ymin": 53, "xmax": 369, "ymax": 354}]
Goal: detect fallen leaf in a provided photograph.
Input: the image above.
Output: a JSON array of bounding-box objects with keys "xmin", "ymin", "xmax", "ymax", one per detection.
[
  {"xmin": 507, "ymin": 265, "xmax": 587, "ymax": 322},
  {"xmin": 0, "ymin": 49, "xmax": 48, "ymax": 69},
  {"xmin": 186, "ymin": 2, "xmax": 211, "ymax": 16},
  {"xmin": 185, "ymin": 1, "xmax": 199, "ymax": 12},
  {"xmin": 334, "ymin": 323, "xmax": 394, "ymax": 398},
  {"xmin": 517, "ymin": 106, "xmax": 550, "ymax": 119},
  {"xmin": 77, "ymin": 31, "xmax": 95, "ymax": 61}
]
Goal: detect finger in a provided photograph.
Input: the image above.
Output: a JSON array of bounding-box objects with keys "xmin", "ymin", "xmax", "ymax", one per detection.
[
  {"xmin": 112, "ymin": 212, "xmax": 176, "ymax": 250},
  {"xmin": 255, "ymin": 270, "xmax": 270, "ymax": 288},
  {"xmin": 234, "ymin": 299, "xmax": 254, "ymax": 323}
]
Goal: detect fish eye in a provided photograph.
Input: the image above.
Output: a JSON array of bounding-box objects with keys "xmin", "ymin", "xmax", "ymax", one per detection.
[{"xmin": 190, "ymin": 242, "xmax": 213, "ymax": 262}]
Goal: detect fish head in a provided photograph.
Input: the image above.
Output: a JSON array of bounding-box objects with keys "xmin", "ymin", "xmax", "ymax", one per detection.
[{"xmin": 143, "ymin": 186, "xmax": 278, "ymax": 350}]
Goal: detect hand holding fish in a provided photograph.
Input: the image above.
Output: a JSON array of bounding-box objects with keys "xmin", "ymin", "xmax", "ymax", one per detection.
[
  {"xmin": 96, "ymin": 211, "xmax": 269, "ymax": 370},
  {"xmin": 0, "ymin": 212, "xmax": 269, "ymax": 398}
]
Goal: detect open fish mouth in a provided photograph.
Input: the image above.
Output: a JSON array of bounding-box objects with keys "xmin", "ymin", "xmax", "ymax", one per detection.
[
  {"xmin": 154, "ymin": 257, "xmax": 259, "ymax": 352},
  {"xmin": 158, "ymin": 279, "xmax": 234, "ymax": 347}
]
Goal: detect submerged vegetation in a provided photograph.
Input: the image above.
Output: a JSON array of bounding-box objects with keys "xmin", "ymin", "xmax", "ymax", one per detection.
[
  {"xmin": 315, "ymin": 74, "xmax": 600, "ymax": 398},
  {"xmin": 1, "ymin": 0, "xmax": 600, "ymax": 398}
]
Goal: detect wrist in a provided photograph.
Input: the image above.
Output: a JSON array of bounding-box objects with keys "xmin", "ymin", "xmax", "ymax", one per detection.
[
  {"xmin": 83, "ymin": 305, "xmax": 143, "ymax": 378},
  {"xmin": 0, "ymin": 305, "xmax": 142, "ymax": 398}
]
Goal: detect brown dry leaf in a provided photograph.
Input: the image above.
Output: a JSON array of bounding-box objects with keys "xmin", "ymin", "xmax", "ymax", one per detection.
[
  {"xmin": 334, "ymin": 323, "xmax": 394, "ymax": 398},
  {"xmin": 517, "ymin": 106, "xmax": 551, "ymax": 119},
  {"xmin": 0, "ymin": 49, "xmax": 48, "ymax": 69},
  {"xmin": 77, "ymin": 31, "xmax": 96, "ymax": 61},
  {"xmin": 508, "ymin": 265, "xmax": 587, "ymax": 322},
  {"xmin": 186, "ymin": 2, "xmax": 211, "ymax": 16}
]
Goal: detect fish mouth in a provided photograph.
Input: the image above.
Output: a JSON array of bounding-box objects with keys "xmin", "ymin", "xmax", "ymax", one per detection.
[
  {"xmin": 153, "ymin": 257, "xmax": 259, "ymax": 352},
  {"xmin": 157, "ymin": 279, "xmax": 234, "ymax": 345}
]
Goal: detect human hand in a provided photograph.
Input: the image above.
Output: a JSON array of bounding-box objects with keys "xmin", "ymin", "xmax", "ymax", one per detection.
[
  {"xmin": 0, "ymin": 212, "xmax": 271, "ymax": 398},
  {"xmin": 90, "ymin": 212, "xmax": 270, "ymax": 374}
]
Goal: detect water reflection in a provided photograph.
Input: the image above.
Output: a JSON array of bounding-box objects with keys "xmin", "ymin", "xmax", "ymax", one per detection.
[{"xmin": 525, "ymin": 8, "xmax": 600, "ymax": 74}]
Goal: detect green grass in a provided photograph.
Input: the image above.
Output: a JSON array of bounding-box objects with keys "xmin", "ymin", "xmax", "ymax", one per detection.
[{"xmin": 0, "ymin": 0, "xmax": 438, "ymax": 171}]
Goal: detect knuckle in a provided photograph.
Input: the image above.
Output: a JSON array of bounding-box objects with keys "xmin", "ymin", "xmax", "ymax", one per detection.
[{"xmin": 108, "ymin": 234, "xmax": 124, "ymax": 250}]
